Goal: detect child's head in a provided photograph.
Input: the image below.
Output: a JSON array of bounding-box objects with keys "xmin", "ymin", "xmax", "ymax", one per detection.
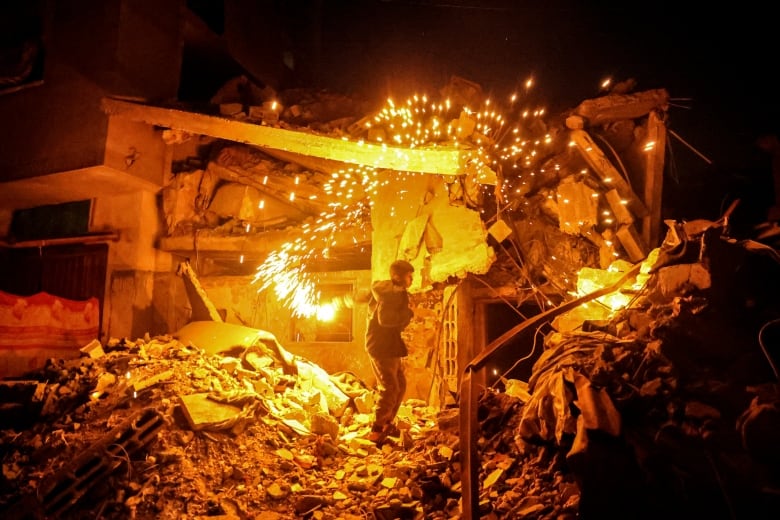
[{"xmin": 389, "ymin": 260, "xmax": 414, "ymax": 287}]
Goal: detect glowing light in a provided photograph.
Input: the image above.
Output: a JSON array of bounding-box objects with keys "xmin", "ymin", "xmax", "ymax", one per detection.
[
  {"xmin": 316, "ymin": 303, "xmax": 336, "ymax": 322},
  {"xmin": 576, "ymin": 267, "xmax": 633, "ymax": 312},
  {"xmin": 252, "ymin": 84, "xmax": 554, "ymax": 315},
  {"xmin": 253, "ymin": 163, "xmax": 377, "ymax": 316}
]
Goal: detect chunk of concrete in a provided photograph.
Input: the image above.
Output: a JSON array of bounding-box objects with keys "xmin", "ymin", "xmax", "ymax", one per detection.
[
  {"xmin": 174, "ymin": 321, "xmax": 296, "ymax": 370},
  {"xmin": 179, "ymin": 393, "xmax": 242, "ymax": 431}
]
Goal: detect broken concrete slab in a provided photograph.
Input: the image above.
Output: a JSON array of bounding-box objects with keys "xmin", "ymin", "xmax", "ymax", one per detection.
[
  {"xmin": 174, "ymin": 320, "xmax": 296, "ymax": 370},
  {"xmin": 179, "ymin": 392, "xmax": 243, "ymax": 431}
]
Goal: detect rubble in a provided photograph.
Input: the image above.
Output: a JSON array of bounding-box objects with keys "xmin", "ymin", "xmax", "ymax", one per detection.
[
  {"xmin": 1, "ymin": 220, "xmax": 779, "ymax": 519},
  {"xmin": 3, "ymin": 77, "xmax": 780, "ymax": 519},
  {"xmin": 0, "ymin": 328, "xmax": 456, "ymax": 519}
]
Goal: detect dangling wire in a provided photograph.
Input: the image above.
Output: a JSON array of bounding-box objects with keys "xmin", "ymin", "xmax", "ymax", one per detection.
[
  {"xmin": 668, "ymin": 128, "xmax": 713, "ymax": 165},
  {"xmin": 490, "ymin": 319, "xmax": 548, "ymax": 388},
  {"xmin": 758, "ymin": 318, "xmax": 780, "ymax": 381}
]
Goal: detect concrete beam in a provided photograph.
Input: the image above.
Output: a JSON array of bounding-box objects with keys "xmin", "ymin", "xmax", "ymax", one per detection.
[{"xmin": 101, "ymin": 98, "xmax": 487, "ymax": 177}]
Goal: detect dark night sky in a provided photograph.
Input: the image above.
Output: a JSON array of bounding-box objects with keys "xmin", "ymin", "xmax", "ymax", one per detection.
[
  {"xmin": 297, "ymin": 0, "xmax": 778, "ymax": 223},
  {"xmin": 188, "ymin": 1, "xmax": 777, "ymax": 167},
  {"xmin": 188, "ymin": 0, "xmax": 779, "ymax": 223},
  {"xmin": 312, "ymin": 2, "xmax": 776, "ymax": 162}
]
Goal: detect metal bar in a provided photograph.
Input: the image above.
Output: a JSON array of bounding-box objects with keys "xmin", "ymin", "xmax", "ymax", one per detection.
[
  {"xmin": 466, "ymin": 263, "xmax": 641, "ymax": 372},
  {"xmin": 0, "ymin": 232, "xmax": 120, "ymax": 249},
  {"xmin": 459, "ymin": 368, "xmax": 480, "ymax": 519},
  {"xmin": 458, "ymin": 262, "xmax": 643, "ymax": 519}
]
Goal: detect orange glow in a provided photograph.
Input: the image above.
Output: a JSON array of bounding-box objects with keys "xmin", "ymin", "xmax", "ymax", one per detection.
[
  {"xmin": 251, "ymin": 85, "xmax": 567, "ymax": 315},
  {"xmin": 252, "ymin": 164, "xmax": 378, "ymax": 317},
  {"xmin": 315, "ymin": 303, "xmax": 336, "ymax": 322},
  {"xmin": 574, "ymin": 249, "xmax": 659, "ymax": 316}
]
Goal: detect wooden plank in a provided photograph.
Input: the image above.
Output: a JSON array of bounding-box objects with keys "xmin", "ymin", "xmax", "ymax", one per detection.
[
  {"xmin": 177, "ymin": 260, "xmax": 224, "ymax": 322},
  {"xmin": 459, "ymin": 369, "xmax": 480, "ymax": 520},
  {"xmin": 615, "ymin": 224, "xmax": 648, "ymax": 263},
  {"xmin": 570, "ymin": 129, "xmax": 649, "ymax": 218},
  {"xmin": 260, "ymin": 148, "xmax": 357, "ymax": 175},
  {"xmin": 604, "ymin": 189, "xmax": 634, "ymax": 225},
  {"xmin": 158, "ymin": 228, "xmax": 292, "ymax": 254},
  {"xmin": 642, "ymin": 111, "xmax": 666, "ymax": 248},
  {"xmin": 101, "ymin": 97, "xmax": 488, "ymax": 178}
]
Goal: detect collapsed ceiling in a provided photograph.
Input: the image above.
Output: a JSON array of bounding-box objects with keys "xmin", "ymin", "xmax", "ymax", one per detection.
[
  {"xmin": 105, "ymin": 75, "xmax": 674, "ymax": 317},
  {"xmin": 1, "ymin": 75, "xmax": 779, "ymax": 519}
]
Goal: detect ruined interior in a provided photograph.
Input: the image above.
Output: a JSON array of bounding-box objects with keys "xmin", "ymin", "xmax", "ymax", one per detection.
[{"xmin": 1, "ymin": 2, "xmax": 780, "ymax": 520}]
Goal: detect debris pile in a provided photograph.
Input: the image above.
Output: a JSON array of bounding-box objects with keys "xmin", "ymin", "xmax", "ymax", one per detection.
[
  {"xmin": 160, "ymin": 77, "xmax": 668, "ymax": 267},
  {"xmin": 0, "ymin": 328, "xmax": 459, "ymax": 519},
  {"xmin": 0, "ymin": 324, "xmax": 583, "ymax": 520},
  {"xmin": 4, "ymin": 77, "xmax": 780, "ymax": 519},
  {"xmin": 471, "ymin": 221, "xmax": 780, "ymax": 519},
  {"xmin": 2, "ymin": 221, "xmax": 779, "ymax": 519}
]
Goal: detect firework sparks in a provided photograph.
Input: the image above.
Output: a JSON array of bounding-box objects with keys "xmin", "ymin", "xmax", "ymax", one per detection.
[{"xmin": 252, "ymin": 81, "xmax": 559, "ymax": 316}]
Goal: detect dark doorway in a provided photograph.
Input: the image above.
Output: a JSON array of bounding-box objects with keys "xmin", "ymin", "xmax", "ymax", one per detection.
[{"xmin": 482, "ymin": 300, "xmax": 550, "ymax": 385}]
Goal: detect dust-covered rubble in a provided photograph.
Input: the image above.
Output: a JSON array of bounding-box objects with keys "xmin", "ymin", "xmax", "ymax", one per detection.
[{"xmin": 2, "ymin": 221, "xmax": 780, "ymax": 520}]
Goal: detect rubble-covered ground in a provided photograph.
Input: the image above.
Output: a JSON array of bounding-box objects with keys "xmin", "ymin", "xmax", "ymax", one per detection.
[
  {"xmin": 2, "ymin": 221, "xmax": 780, "ymax": 520},
  {"xmin": 3, "ymin": 72, "xmax": 780, "ymax": 520}
]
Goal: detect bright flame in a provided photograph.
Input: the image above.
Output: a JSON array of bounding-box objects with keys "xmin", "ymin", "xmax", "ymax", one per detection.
[{"xmin": 573, "ymin": 251, "xmax": 659, "ymax": 316}]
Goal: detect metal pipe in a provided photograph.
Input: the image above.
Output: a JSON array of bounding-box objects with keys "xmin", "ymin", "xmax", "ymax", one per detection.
[{"xmin": 0, "ymin": 232, "xmax": 120, "ymax": 249}]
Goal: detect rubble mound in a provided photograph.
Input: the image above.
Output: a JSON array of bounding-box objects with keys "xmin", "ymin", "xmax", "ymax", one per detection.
[{"xmin": 2, "ymin": 225, "xmax": 780, "ymax": 520}]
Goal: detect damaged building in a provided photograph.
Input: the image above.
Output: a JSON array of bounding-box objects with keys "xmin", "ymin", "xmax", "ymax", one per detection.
[{"xmin": 2, "ymin": 1, "xmax": 780, "ymax": 519}]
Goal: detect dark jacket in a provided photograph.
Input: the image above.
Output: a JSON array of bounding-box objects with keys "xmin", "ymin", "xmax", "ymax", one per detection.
[{"xmin": 365, "ymin": 280, "xmax": 413, "ymax": 358}]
